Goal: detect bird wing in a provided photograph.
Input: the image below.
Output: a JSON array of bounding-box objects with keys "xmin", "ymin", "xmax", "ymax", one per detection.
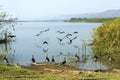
[
  {"xmin": 66, "ymin": 36, "xmax": 71, "ymax": 40},
  {"xmin": 71, "ymin": 36, "xmax": 77, "ymax": 40}
]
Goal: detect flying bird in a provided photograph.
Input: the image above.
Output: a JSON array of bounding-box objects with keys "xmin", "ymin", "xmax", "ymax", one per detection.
[
  {"xmin": 43, "ymin": 41, "xmax": 48, "ymax": 45},
  {"xmin": 73, "ymin": 31, "xmax": 79, "ymax": 34},
  {"xmin": 66, "ymin": 36, "xmax": 77, "ymax": 44},
  {"xmin": 56, "ymin": 36, "xmax": 66, "ymax": 42}
]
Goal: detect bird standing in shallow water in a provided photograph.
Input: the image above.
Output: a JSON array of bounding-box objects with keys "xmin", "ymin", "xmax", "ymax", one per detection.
[
  {"xmin": 75, "ymin": 54, "xmax": 80, "ymax": 62},
  {"xmin": 31, "ymin": 55, "xmax": 36, "ymax": 63},
  {"xmin": 51, "ymin": 56, "xmax": 55, "ymax": 63},
  {"xmin": 46, "ymin": 54, "xmax": 50, "ymax": 62},
  {"xmin": 4, "ymin": 56, "xmax": 9, "ymax": 65},
  {"xmin": 61, "ymin": 57, "xmax": 66, "ymax": 65},
  {"xmin": 93, "ymin": 55, "xmax": 98, "ymax": 62}
]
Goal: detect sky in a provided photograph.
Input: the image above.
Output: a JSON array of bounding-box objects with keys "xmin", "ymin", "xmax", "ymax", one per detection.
[{"xmin": 0, "ymin": 0, "xmax": 120, "ymax": 20}]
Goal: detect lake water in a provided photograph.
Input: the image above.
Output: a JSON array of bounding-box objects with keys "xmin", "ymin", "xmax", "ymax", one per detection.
[{"xmin": 0, "ymin": 22, "xmax": 107, "ymax": 70}]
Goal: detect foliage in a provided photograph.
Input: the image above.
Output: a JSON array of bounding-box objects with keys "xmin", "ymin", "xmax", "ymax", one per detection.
[
  {"xmin": 0, "ymin": 12, "xmax": 17, "ymax": 28},
  {"xmin": 0, "ymin": 6, "xmax": 17, "ymax": 43},
  {"xmin": 92, "ymin": 18, "xmax": 120, "ymax": 68},
  {"xmin": 65, "ymin": 17, "xmax": 116, "ymax": 23}
]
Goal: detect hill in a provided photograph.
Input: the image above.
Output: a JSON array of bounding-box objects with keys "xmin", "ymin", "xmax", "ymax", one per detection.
[{"xmin": 58, "ymin": 9, "xmax": 120, "ymax": 20}]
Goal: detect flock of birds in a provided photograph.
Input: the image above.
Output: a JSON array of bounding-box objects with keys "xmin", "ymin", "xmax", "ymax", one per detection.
[
  {"xmin": 2, "ymin": 28, "xmax": 81, "ymax": 66},
  {"xmin": 2, "ymin": 28, "xmax": 116, "ymax": 69},
  {"xmin": 35, "ymin": 28, "xmax": 79, "ymax": 53},
  {"xmin": 33, "ymin": 28, "xmax": 80, "ymax": 65},
  {"xmin": 31, "ymin": 53, "xmax": 80, "ymax": 65}
]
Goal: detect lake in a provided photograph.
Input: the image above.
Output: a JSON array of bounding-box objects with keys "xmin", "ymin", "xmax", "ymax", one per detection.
[{"xmin": 0, "ymin": 22, "xmax": 107, "ymax": 70}]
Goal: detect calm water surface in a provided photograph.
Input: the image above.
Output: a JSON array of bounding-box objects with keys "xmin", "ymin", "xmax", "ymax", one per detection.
[{"xmin": 0, "ymin": 22, "xmax": 107, "ymax": 70}]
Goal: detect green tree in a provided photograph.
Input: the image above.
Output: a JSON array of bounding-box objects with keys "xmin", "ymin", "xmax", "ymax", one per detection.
[{"xmin": 0, "ymin": 6, "xmax": 17, "ymax": 43}]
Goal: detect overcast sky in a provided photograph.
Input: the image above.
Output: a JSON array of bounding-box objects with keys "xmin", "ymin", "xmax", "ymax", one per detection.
[{"xmin": 0, "ymin": 0, "xmax": 120, "ymax": 20}]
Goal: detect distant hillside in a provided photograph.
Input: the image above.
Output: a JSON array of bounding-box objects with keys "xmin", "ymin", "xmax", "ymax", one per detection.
[
  {"xmin": 58, "ymin": 9, "xmax": 120, "ymax": 19},
  {"xmin": 65, "ymin": 18, "xmax": 116, "ymax": 23}
]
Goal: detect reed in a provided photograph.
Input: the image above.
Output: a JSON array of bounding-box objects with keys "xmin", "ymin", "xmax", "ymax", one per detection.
[{"xmin": 92, "ymin": 18, "xmax": 120, "ymax": 68}]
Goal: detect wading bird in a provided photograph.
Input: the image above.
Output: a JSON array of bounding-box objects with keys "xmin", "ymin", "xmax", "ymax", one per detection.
[
  {"xmin": 46, "ymin": 54, "xmax": 50, "ymax": 62},
  {"xmin": 61, "ymin": 57, "xmax": 66, "ymax": 65},
  {"xmin": 51, "ymin": 56, "xmax": 55, "ymax": 63},
  {"xmin": 31, "ymin": 55, "xmax": 36, "ymax": 63},
  {"xmin": 56, "ymin": 36, "xmax": 66, "ymax": 42},
  {"xmin": 93, "ymin": 55, "xmax": 98, "ymax": 62},
  {"xmin": 4, "ymin": 56, "xmax": 9, "ymax": 65},
  {"xmin": 75, "ymin": 54, "xmax": 80, "ymax": 62}
]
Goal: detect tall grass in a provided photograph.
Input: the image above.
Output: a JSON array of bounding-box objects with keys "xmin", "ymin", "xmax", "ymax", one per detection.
[{"xmin": 92, "ymin": 18, "xmax": 120, "ymax": 68}]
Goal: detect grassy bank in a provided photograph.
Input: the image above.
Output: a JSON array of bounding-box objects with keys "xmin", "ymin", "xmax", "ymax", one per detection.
[{"xmin": 0, "ymin": 64, "xmax": 120, "ymax": 80}]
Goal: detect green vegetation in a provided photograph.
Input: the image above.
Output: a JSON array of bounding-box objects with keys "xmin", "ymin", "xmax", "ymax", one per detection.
[
  {"xmin": 0, "ymin": 7, "xmax": 17, "ymax": 44},
  {"xmin": 65, "ymin": 17, "xmax": 116, "ymax": 23},
  {"xmin": 92, "ymin": 18, "xmax": 120, "ymax": 68},
  {"xmin": 0, "ymin": 64, "xmax": 120, "ymax": 80}
]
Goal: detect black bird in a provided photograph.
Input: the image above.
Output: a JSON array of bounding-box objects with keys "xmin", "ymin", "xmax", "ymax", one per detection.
[
  {"xmin": 4, "ymin": 57, "xmax": 9, "ymax": 65},
  {"xmin": 51, "ymin": 56, "xmax": 55, "ymax": 63},
  {"xmin": 31, "ymin": 55, "xmax": 36, "ymax": 63},
  {"xmin": 66, "ymin": 36, "xmax": 77, "ymax": 44},
  {"xmin": 8, "ymin": 35, "xmax": 16, "ymax": 38},
  {"xmin": 56, "ymin": 37, "xmax": 65, "ymax": 42},
  {"xmin": 61, "ymin": 57, "xmax": 66, "ymax": 65},
  {"xmin": 75, "ymin": 54, "xmax": 80, "ymax": 62},
  {"xmin": 66, "ymin": 34, "xmax": 72, "ymax": 37},
  {"xmin": 46, "ymin": 54, "xmax": 50, "ymax": 62},
  {"xmin": 43, "ymin": 41, "xmax": 48, "ymax": 44},
  {"xmin": 57, "ymin": 30, "xmax": 65, "ymax": 34},
  {"xmin": 73, "ymin": 31, "xmax": 78, "ymax": 34},
  {"xmin": 93, "ymin": 55, "xmax": 98, "ymax": 62}
]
